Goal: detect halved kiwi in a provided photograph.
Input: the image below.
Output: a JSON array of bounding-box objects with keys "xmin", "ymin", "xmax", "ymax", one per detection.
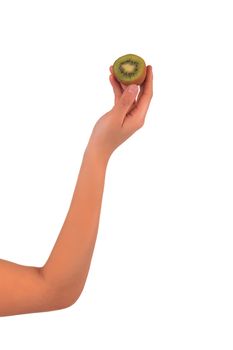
[{"xmin": 113, "ymin": 53, "xmax": 147, "ymax": 86}]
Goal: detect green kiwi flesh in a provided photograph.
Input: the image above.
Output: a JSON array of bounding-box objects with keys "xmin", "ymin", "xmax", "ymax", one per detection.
[{"xmin": 113, "ymin": 53, "xmax": 146, "ymax": 86}]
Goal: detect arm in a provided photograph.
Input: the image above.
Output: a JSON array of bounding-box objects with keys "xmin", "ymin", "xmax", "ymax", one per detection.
[
  {"xmin": 40, "ymin": 143, "xmax": 110, "ymax": 306},
  {"xmin": 0, "ymin": 65, "xmax": 153, "ymax": 317},
  {"xmin": 0, "ymin": 145, "xmax": 109, "ymax": 317}
]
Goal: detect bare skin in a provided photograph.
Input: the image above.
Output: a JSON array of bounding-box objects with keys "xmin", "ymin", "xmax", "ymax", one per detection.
[{"xmin": 0, "ymin": 65, "xmax": 153, "ymax": 317}]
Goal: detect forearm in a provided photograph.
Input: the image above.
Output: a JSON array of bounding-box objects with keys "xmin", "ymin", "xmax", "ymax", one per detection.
[
  {"xmin": 0, "ymin": 65, "xmax": 152, "ymax": 316},
  {"xmin": 41, "ymin": 141, "xmax": 110, "ymax": 304}
]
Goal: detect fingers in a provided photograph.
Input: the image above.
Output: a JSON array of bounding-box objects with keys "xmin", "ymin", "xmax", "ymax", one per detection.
[
  {"xmin": 112, "ymin": 84, "xmax": 139, "ymax": 125},
  {"xmin": 109, "ymin": 66, "xmax": 124, "ymax": 103},
  {"xmin": 132, "ymin": 65, "xmax": 153, "ymax": 122},
  {"xmin": 109, "ymin": 75, "xmax": 122, "ymax": 102},
  {"xmin": 109, "ymin": 64, "xmax": 153, "ymax": 126},
  {"xmin": 109, "ymin": 65, "xmax": 137, "ymax": 109},
  {"xmin": 137, "ymin": 77, "xmax": 146, "ymax": 101},
  {"xmin": 109, "ymin": 65, "xmax": 127, "ymax": 91},
  {"xmin": 120, "ymin": 82, "xmax": 128, "ymax": 91}
]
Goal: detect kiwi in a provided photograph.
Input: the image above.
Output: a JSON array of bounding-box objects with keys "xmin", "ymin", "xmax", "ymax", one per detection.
[{"xmin": 113, "ymin": 53, "xmax": 147, "ymax": 86}]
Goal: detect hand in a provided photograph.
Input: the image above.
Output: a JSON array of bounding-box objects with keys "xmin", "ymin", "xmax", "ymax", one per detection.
[{"xmin": 87, "ymin": 65, "xmax": 153, "ymax": 160}]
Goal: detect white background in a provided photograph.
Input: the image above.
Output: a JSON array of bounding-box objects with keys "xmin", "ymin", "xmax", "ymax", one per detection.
[{"xmin": 0, "ymin": 0, "xmax": 233, "ymax": 348}]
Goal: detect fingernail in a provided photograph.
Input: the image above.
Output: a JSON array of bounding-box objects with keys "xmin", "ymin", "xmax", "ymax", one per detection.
[{"xmin": 128, "ymin": 84, "xmax": 138, "ymax": 94}]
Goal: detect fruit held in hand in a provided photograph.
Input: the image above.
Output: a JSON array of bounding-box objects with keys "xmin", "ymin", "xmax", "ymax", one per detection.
[{"xmin": 113, "ymin": 53, "xmax": 147, "ymax": 86}]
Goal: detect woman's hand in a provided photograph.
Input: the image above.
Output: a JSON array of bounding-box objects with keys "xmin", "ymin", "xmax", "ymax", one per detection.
[{"xmin": 87, "ymin": 65, "xmax": 153, "ymax": 161}]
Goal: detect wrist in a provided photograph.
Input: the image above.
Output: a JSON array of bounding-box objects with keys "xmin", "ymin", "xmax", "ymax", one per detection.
[{"xmin": 85, "ymin": 140, "xmax": 112, "ymax": 167}]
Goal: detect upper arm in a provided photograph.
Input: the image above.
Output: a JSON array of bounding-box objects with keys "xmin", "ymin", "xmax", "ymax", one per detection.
[{"xmin": 0, "ymin": 259, "xmax": 61, "ymax": 317}]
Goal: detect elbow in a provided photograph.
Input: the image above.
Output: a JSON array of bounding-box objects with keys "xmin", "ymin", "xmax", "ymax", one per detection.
[
  {"xmin": 56, "ymin": 291, "xmax": 82, "ymax": 311},
  {"xmin": 46, "ymin": 282, "xmax": 85, "ymax": 312},
  {"xmin": 38, "ymin": 267, "xmax": 86, "ymax": 312},
  {"xmin": 55, "ymin": 299, "xmax": 76, "ymax": 312}
]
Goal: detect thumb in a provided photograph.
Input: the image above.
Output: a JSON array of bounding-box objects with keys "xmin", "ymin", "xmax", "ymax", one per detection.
[{"xmin": 113, "ymin": 84, "xmax": 138, "ymax": 117}]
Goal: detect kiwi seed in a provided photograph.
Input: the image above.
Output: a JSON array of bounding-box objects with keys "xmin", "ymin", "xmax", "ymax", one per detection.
[{"xmin": 113, "ymin": 53, "xmax": 147, "ymax": 86}]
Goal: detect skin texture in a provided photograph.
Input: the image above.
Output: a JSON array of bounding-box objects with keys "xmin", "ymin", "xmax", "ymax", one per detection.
[{"xmin": 0, "ymin": 65, "xmax": 153, "ymax": 317}]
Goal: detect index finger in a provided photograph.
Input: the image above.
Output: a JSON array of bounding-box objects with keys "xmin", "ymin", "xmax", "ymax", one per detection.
[
  {"xmin": 109, "ymin": 65, "xmax": 127, "ymax": 91},
  {"xmin": 133, "ymin": 65, "xmax": 153, "ymax": 118}
]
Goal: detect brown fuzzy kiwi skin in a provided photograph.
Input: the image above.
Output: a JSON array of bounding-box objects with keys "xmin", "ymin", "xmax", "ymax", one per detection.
[{"xmin": 113, "ymin": 54, "xmax": 147, "ymax": 86}]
